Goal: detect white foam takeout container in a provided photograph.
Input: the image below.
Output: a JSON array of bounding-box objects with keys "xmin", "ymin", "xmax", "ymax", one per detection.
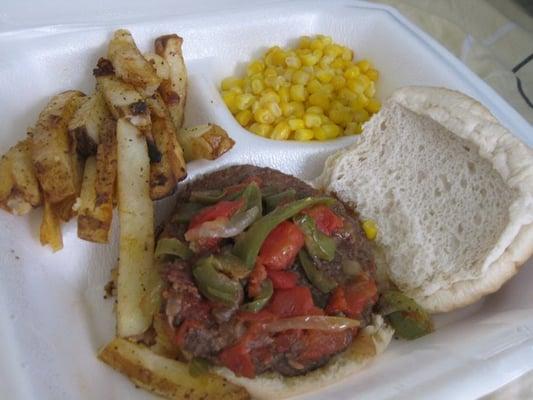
[{"xmin": 0, "ymin": 1, "xmax": 532, "ymax": 399}]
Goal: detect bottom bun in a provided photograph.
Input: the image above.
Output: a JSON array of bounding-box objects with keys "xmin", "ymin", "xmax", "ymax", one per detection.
[{"xmin": 214, "ymin": 314, "xmax": 394, "ymax": 399}]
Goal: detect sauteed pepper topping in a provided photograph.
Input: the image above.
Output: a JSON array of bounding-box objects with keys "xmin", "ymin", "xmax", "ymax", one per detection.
[
  {"xmin": 294, "ymin": 214, "xmax": 336, "ymax": 261},
  {"xmin": 298, "ymin": 250, "xmax": 337, "ymax": 293}
]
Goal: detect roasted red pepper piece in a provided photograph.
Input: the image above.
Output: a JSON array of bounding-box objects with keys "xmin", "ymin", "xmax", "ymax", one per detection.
[
  {"xmin": 258, "ymin": 221, "xmax": 305, "ymax": 270},
  {"xmin": 326, "ymin": 274, "xmax": 378, "ymax": 318},
  {"xmin": 267, "ymin": 270, "xmax": 298, "ymax": 289},
  {"xmin": 267, "ymin": 286, "xmax": 315, "ymax": 317},
  {"xmin": 302, "ymin": 205, "xmax": 344, "ymax": 235}
]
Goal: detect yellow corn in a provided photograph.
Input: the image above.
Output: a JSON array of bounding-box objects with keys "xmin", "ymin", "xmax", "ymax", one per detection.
[
  {"xmin": 294, "ymin": 128, "xmax": 314, "ymax": 140},
  {"xmin": 271, "ymin": 121, "xmax": 291, "ymax": 140},
  {"xmin": 304, "ymin": 112, "xmax": 322, "ymax": 128},
  {"xmin": 288, "ymin": 118, "xmax": 305, "ymax": 130},
  {"xmin": 236, "ymin": 110, "xmax": 253, "ymax": 126},
  {"xmin": 362, "ymin": 220, "xmax": 378, "ymax": 240},
  {"xmin": 220, "ymin": 34, "xmax": 380, "ymax": 140}
]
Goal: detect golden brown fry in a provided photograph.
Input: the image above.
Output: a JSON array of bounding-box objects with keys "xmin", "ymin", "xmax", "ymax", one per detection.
[
  {"xmin": 94, "ymin": 58, "xmax": 151, "ymax": 129},
  {"xmin": 155, "ymin": 35, "xmax": 187, "ymax": 131},
  {"xmin": 145, "ymin": 94, "xmax": 187, "ymax": 200},
  {"xmin": 144, "ymin": 53, "xmax": 170, "ymax": 80},
  {"xmin": 30, "ymin": 90, "xmax": 86, "ymax": 204},
  {"xmin": 54, "ymin": 195, "xmax": 78, "ymax": 222},
  {"xmin": 78, "ymin": 118, "xmax": 117, "ymax": 243},
  {"xmin": 68, "ymin": 91, "xmax": 111, "ymax": 157},
  {"xmin": 98, "ymin": 338, "xmax": 250, "ymax": 400},
  {"xmin": 116, "ymin": 118, "xmax": 160, "ymax": 337},
  {"xmin": 108, "ymin": 29, "xmax": 162, "ymax": 97},
  {"xmin": 0, "ymin": 139, "xmax": 42, "ymax": 215},
  {"xmin": 40, "ymin": 197, "xmax": 63, "ymax": 252},
  {"xmin": 179, "ymin": 124, "xmax": 235, "ymax": 161}
]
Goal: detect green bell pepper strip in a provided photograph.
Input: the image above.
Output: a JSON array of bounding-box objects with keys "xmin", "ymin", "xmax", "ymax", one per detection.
[
  {"xmin": 189, "ymin": 189, "xmax": 225, "ymax": 204},
  {"xmin": 240, "ymin": 279, "xmax": 273, "ymax": 312},
  {"xmin": 155, "ymin": 237, "xmax": 194, "ymax": 260},
  {"xmin": 294, "ymin": 214, "xmax": 336, "ymax": 261},
  {"xmin": 264, "ymin": 189, "xmax": 296, "ymax": 212},
  {"xmin": 239, "ymin": 182, "xmax": 262, "ymax": 217},
  {"xmin": 233, "ymin": 196, "xmax": 336, "ymax": 269},
  {"xmin": 192, "ymin": 258, "xmax": 244, "ymax": 307},
  {"xmin": 203, "ymin": 253, "xmax": 251, "ymax": 280},
  {"xmin": 378, "ymin": 290, "xmax": 433, "ymax": 340},
  {"xmin": 298, "ymin": 250, "xmax": 338, "ymax": 293},
  {"xmin": 172, "ymin": 202, "xmax": 204, "ymax": 223}
]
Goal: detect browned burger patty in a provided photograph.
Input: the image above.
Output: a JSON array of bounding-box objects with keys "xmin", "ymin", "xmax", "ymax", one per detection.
[{"xmin": 158, "ymin": 165, "xmax": 378, "ymax": 378}]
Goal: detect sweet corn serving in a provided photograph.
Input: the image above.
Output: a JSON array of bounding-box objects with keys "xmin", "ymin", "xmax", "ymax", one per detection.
[{"xmin": 220, "ymin": 34, "xmax": 381, "ymax": 141}]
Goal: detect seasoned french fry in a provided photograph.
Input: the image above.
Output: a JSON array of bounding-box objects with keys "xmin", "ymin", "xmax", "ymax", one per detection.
[
  {"xmin": 155, "ymin": 35, "xmax": 187, "ymax": 131},
  {"xmin": 68, "ymin": 91, "xmax": 111, "ymax": 157},
  {"xmin": 146, "ymin": 94, "xmax": 187, "ymax": 200},
  {"xmin": 179, "ymin": 123, "xmax": 235, "ymax": 161},
  {"xmin": 78, "ymin": 118, "xmax": 117, "ymax": 243},
  {"xmin": 98, "ymin": 338, "xmax": 250, "ymax": 400},
  {"xmin": 40, "ymin": 197, "xmax": 63, "ymax": 252},
  {"xmin": 0, "ymin": 139, "xmax": 42, "ymax": 215},
  {"xmin": 54, "ymin": 195, "xmax": 78, "ymax": 222},
  {"xmin": 116, "ymin": 118, "xmax": 161, "ymax": 337},
  {"xmin": 94, "ymin": 58, "xmax": 151, "ymax": 129},
  {"xmin": 144, "ymin": 53, "xmax": 170, "ymax": 80},
  {"xmin": 108, "ymin": 29, "xmax": 162, "ymax": 97},
  {"xmin": 30, "ymin": 90, "xmax": 86, "ymax": 204}
]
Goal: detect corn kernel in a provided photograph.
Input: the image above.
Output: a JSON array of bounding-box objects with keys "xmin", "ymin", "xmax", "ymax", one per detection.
[
  {"xmin": 265, "ymin": 101, "xmax": 282, "ymax": 118},
  {"xmin": 264, "ymin": 67, "xmax": 277, "ymax": 79},
  {"xmin": 358, "ymin": 93, "xmax": 370, "ymax": 107},
  {"xmin": 306, "ymin": 106, "xmax": 324, "ymax": 114},
  {"xmin": 364, "ymin": 81, "xmax": 376, "ymax": 98},
  {"xmin": 357, "ymin": 60, "xmax": 371, "ymax": 72},
  {"xmin": 344, "ymin": 122, "xmax": 363, "ymax": 135},
  {"xmin": 271, "ymin": 121, "xmax": 291, "ymax": 140},
  {"xmin": 300, "ymin": 52, "xmax": 320, "ymax": 66},
  {"xmin": 235, "ymin": 110, "xmax": 253, "ymax": 126},
  {"xmin": 285, "ymin": 56, "xmax": 301, "ymax": 69},
  {"xmin": 294, "ymin": 128, "xmax": 314, "ymax": 141},
  {"xmin": 324, "ymin": 44, "xmax": 342, "ymax": 57},
  {"xmin": 298, "ymin": 36, "xmax": 312, "ymax": 49},
  {"xmin": 249, "ymin": 123, "xmax": 272, "ymax": 137},
  {"xmin": 366, "ymin": 68, "xmax": 379, "ymax": 81},
  {"xmin": 331, "ymin": 75, "xmax": 346, "ymax": 90},
  {"xmin": 317, "ymin": 35, "xmax": 333, "ymax": 45},
  {"xmin": 235, "ymin": 93, "xmax": 255, "ymax": 111},
  {"xmin": 310, "ymin": 38, "xmax": 325, "ymax": 51},
  {"xmin": 330, "ymin": 58, "xmax": 344, "ymax": 69},
  {"xmin": 347, "ymin": 78, "xmax": 365, "ymax": 94},
  {"xmin": 341, "ymin": 47, "xmax": 353, "ymax": 61},
  {"xmin": 306, "ymin": 79, "xmax": 322, "ymax": 94},
  {"xmin": 290, "ymin": 84, "xmax": 307, "ymax": 101},
  {"xmin": 288, "ymin": 118, "xmax": 305, "ymax": 130},
  {"xmin": 321, "ymin": 84, "xmax": 334, "ymax": 96},
  {"xmin": 362, "ymin": 220, "xmax": 378, "ymax": 240},
  {"xmin": 292, "ymin": 101, "xmax": 305, "ymax": 117},
  {"xmin": 222, "ymin": 91, "xmax": 239, "ymax": 113},
  {"xmin": 352, "ymin": 109, "xmax": 369, "ymax": 123},
  {"xmin": 279, "ymin": 86, "xmax": 290, "ymax": 103},
  {"xmin": 247, "ymin": 60, "xmax": 265, "ymax": 75},
  {"xmin": 319, "ymin": 55, "xmax": 335, "ymax": 69},
  {"xmin": 292, "ymin": 70, "xmax": 310, "ymax": 85},
  {"xmin": 304, "ymin": 112, "xmax": 322, "ymax": 128},
  {"xmin": 339, "ymin": 88, "xmax": 357, "ymax": 103},
  {"xmin": 308, "ymin": 92, "xmax": 330, "ymax": 110},
  {"xmin": 366, "ymin": 98, "xmax": 381, "ymax": 113},
  {"xmin": 254, "ymin": 108, "xmax": 276, "ymax": 124},
  {"xmin": 344, "ymin": 66, "xmax": 360, "ymax": 80},
  {"xmin": 316, "ymin": 69, "xmax": 334, "ymax": 83},
  {"xmin": 221, "ymin": 77, "xmax": 243, "ymax": 91},
  {"xmin": 320, "ymin": 114, "xmax": 332, "ymax": 125},
  {"xmin": 317, "ymin": 124, "xmax": 341, "ymax": 140},
  {"xmin": 251, "ymin": 79, "xmax": 264, "ymax": 95},
  {"xmin": 251, "ymin": 100, "xmax": 261, "ymax": 114}
]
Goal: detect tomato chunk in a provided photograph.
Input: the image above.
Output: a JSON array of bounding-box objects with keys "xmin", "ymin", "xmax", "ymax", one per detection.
[
  {"xmin": 189, "ymin": 199, "xmax": 244, "ymax": 228},
  {"xmin": 296, "ymin": 330, "xmax": 352, "ymax": 363},
  {"xmin": 326, "ymin": 274, "xmax": 377, "ymax": 318},
  {"xmin": 268, "ymin": 286, "xmax": 315, "ymax": 317},
  {"xmin": 302, "ymin": 205, "xmax": 344, "ymax": 235},
  {"xmin": 268, "ymin": 270, "xmax": 298, "ymax": 289},
  {"xmin": 219, "ymin": 341, "xmax": 256, "ymax": 378},
  {"xmin": 258, "ymin": 221, "xmax": 305, "ymax": 270}
]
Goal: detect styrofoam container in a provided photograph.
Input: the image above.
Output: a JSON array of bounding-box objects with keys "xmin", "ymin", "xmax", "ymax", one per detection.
[{"xmin": 0, "ymin": 1, "xmax": 532, "ymax": 399}]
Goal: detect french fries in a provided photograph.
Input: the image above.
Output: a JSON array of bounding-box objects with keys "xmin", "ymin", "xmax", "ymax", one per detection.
[
  {"xmin": 40, "ymin": 197, "xmax": 63, "ymax": 252},
  {"xmin": 116, "ymin": 118, "xmax": 161, "ymax": 337},
  {"xmin": 78, "ymin": 118, "xmax": 117, "ymax": 243},
  {"xmin": 155, "ymin": 35, "xmax": 187, "ymax": 131},
  {"xmin": 99, "ymin": 338, "xmax": 250, "ymax": 400},
  {"xmin": 68, "ymin": 91, "xmax": 111, "ymax": 157},
  {"xmin": 94, "ymin": 58, "xmax": 151, "ymax": 129},
  {"xmin": 146, "ymin": 94, "xmax": 187, "ymax": 200},
  {"xmin": 144, "ymin": 53, "xmax": 170, "ymax": 80},
  {"xmin": 108, "ymin": 29, "xmax": 162, "ymax": 97},
  {"xmin": 30, "ymin": 90, "xmax": 86, "ymax": 204},
  {"xmin": 0, "ymin": 139, "xmax": 42, "ymax": 215},
  {"xmin": 179, "ymin": 123, "xmax": 235, "ymax": 161}
]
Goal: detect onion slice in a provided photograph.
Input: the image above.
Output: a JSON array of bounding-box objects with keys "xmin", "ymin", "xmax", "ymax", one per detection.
[{"xmin": 265, "ymin": 316, "xmax": 360, "ymax": 333}]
